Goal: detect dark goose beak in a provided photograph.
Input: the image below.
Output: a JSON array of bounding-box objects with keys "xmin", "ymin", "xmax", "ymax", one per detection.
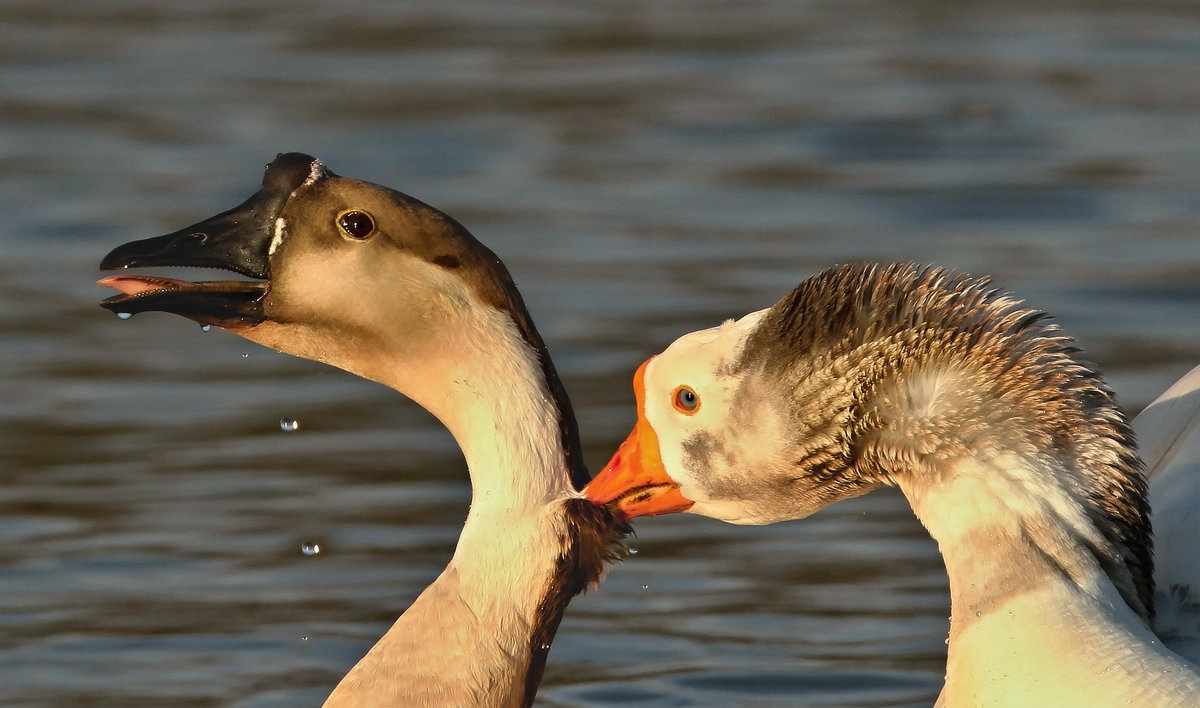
[{"xmin": 97, "ymin": 152, "xmax": 319, "ymax": 330}]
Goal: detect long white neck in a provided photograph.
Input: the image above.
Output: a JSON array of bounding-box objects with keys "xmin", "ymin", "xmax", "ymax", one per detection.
[
  {"xmin": 320, "ymin": 302, "xmax": 580, "ymax": 707},
  {"xmin": 377, "ymin": 280, "xmax": 577, "ymax": 513},
  {"xmin": 901, "ymin": 452, "xmax": 1200, "ymax": 706},
  {"xmin": 437, "ymin": 303, "xmax": 575, "ymax": 606}
]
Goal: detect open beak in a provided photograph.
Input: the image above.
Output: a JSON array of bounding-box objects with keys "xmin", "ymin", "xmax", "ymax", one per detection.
[
  {"xmin": 584, "ymin": 360, "xmax": 695, "ymax": 520},
  {"xmin": 97, "ymin": 152, "xmax": 319, "ymax": 330}
]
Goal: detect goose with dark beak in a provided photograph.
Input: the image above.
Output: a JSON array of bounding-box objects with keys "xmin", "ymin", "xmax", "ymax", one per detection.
[
  {"xmin": 100, "ymin": 153, "xmax": 628, "ymax": 708},
  {"xmin": 586, "ymin": 262, "xmax": 1200, "ymax": 706}
]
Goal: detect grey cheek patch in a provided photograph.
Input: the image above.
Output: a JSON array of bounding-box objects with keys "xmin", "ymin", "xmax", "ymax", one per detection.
[
  {"xmin": 682, "ymin": 431, "xmax": 751, "ymax": 497},
  {"xmin": 683, "ymin": 430, "xmax": 731, "ymax": 481}
]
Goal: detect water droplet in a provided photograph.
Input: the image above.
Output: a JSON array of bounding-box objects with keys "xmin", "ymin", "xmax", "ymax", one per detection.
[
  {"xmin": 540, "ymin": 643, "xmax": 550, "ymax": 650},
  {"xmin": 975, "ymin": 610, "xmax": 982, "ymax": 617},
  {"xmin": 241, "ymin": 353, "xmax": 249, "ymax": 359},
  {"xmin": 641, "ymin": 584, "xmax": 649, "ymax": 590},
  {"xmin": 628, "ymin": 547, "xmax": 639, "ymax": 555},
  {"xmin": 301, "ymin": 635, "xmax": 309, "ymax": 642},
  {"xmin": 200, "ymin": 324, "xmax": 211, "ymax": 332},
  {"xmin": 280, "ymin": 418, "xmax": 299, "ymax": 432},
  {"xmin": 523, "ymin": 546, "xmax": 530, "ymax": 553},
  {"xmin": 116, "ymin": 312, "xmax": 133, "ymax": 320},
  {"xmin": 301, "ymin": 542, "xmax": 321, "ymax": 556}
]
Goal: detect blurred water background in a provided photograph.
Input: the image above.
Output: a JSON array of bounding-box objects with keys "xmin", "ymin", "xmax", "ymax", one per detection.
[{"xmin": 3, "ymin": 2, "xmax": 1200, "ymax": 706}]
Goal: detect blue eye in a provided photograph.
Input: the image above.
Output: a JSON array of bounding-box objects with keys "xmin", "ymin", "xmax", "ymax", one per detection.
[{"xmin": 672, "ymin": 386, "xmax": 700, "ymax": 414}]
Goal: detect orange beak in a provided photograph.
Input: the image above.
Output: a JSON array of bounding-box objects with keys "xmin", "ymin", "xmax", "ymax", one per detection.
[{"xmin": 584, "ymin": 359, "xmax": 695, "ymax": 520}]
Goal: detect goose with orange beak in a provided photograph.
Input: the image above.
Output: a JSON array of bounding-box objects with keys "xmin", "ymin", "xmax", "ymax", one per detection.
[{"xmin": 586, "ymin": 262, "xmax": 1200, "ymax": 706}]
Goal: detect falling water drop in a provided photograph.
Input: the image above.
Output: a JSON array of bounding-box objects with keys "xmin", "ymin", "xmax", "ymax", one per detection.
[
  {"xmin": 641, "ymin": 584, "xmax": 649, "ymax": 590},
  {"xmin": 301, "ymin": 542, "xmax": 321, "ymax": 556},
  {"xmin": 280, "ymin": 418, "xmax": 299, "ymax": 432},
  {"xmin": 200, "ymin": 324, "xmax": 211, "ymax": 332},
  {"xmin": 116, "ymin": 312, "xmax": 133, "ymax": 320},
  {"xmin": 628, "ymin": 546, "xmax": 639, "ymax": 556},
  {"xmin": 241, "ymin": 353, "xmax": 249, "ymax": 358}
]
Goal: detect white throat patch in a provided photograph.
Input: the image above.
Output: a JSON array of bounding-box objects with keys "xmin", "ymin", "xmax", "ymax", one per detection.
[{"xmin": 269, "ymin": 217, "xmax": 287, "ymax": 257}]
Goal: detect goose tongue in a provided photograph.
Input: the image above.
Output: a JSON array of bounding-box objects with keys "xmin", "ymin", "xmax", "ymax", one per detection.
[
  {"xmin": 97, "ymin": 274, "xmax": 268, "ymax": 329},
  {"xmin": 100, "ymin": 274, "xmax": 197, "ymax": 297}
]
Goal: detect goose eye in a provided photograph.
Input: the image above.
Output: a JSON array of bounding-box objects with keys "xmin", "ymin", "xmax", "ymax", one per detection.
[
  {"xmin": 672, "ymin": 385, "xmax": 700, "ymax": 414},
  {"xmin": 338, "ymin": 210, "xmax": 375, "ymax": 239}
]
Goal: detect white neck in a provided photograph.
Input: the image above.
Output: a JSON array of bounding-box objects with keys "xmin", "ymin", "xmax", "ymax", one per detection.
[
  {"xmin": 384, "ymin": 282, "xmax": 575, "ymax": 513},
  {"xmin": 321, "ymin": 301, "xmax": 578, "ymax": 707},
  {"xmin": 442, "ymin": 312, "xmax": 574, "ymax": 608},
  {"xmin": 901, "ymin": 453, "xmax": 1200, "ymax": 706}
]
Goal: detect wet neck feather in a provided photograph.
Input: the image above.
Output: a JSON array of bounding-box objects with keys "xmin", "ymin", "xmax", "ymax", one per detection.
[
  {"xmin": 852, "ymin": 341, "xmax": 1154, "ymax": 622},
  {"xmin": 863, "ymin": 371, "xmax": 1178, "ymax": 704},
  {"xmin": 752, "ymin": 265, "xmax": 1155, "ymax": 620},
  {"xmin": 902, "ymin": 451, "xmax": 1135, "ymax": 623},
  {"xmin": 904, "ymin": 452, "xmax": 1200, "ymax": 706},
  {"xmin": 745, "ymin": 264, "xmax": 1186, "ymax": 699}
]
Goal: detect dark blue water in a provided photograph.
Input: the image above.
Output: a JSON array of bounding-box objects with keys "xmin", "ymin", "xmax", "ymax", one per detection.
[{"xmin": 3, "ymin": 2, "xmax": 1199, "ymax": 706}]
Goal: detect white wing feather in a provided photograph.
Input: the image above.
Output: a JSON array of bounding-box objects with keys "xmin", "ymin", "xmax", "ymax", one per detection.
[{"xmin": 1136, "ymin": 364, "xmax": 1200, "ymax": 665}]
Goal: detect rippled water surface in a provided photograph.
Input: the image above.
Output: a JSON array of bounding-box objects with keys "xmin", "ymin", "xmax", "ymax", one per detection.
[{"xmin": 3, "ymin": 2, "xmax": 1200, "ymax": 706}]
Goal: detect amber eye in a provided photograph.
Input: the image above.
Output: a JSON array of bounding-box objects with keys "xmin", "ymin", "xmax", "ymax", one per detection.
[
  {"xmin": 338, "ymin": 210, "xmax": 375, "ymax": 239},
  {"xmin": 672, "ymin": 385, "xmax": 700, "ymax": 414}
]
